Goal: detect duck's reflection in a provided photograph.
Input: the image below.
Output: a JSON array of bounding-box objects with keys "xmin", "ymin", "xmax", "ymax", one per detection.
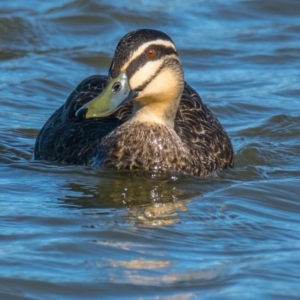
[
  {"xmin": 59, "ymin": 170, "xmax": 201, "ymax": 226},
  {"xmin": 128, "ymin": 200, "xmax": 189, "ymax": 226}
]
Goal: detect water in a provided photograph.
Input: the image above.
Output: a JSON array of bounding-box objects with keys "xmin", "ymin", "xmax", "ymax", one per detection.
[{"xmin": 1, "ymin": 0, "xmax": 300, "ymax": 299}]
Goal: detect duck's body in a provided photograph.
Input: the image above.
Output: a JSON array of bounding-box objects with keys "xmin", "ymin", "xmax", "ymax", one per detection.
[{"xmin": 34, "ymin": 29, "xmax": 234, "ymax": 176}]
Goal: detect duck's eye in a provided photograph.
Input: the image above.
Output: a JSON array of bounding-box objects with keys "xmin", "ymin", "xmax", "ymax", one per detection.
[{"xmin": 146, "ymin": 48, "xmax": 157, "ymax": 59}]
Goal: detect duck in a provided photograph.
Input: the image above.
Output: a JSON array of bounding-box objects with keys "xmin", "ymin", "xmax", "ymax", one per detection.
[{"xmin": 34, "ymin": 29, "xmax": 234, "ymax": 177}]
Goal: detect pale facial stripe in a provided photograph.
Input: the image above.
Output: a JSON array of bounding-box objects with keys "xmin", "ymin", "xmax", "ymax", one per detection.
[
  {"xmin": 129, "ymin": 53, "xmax": 180, "ymax": 91},
  {"xmin": 120, "ymin": 39, "xmax": 176, "ymax": 71}
]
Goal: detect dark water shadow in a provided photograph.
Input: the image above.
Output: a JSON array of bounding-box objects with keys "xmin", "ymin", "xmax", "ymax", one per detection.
[{"xmin": 63, "ymin": 172, "xmax": 189, "ymax": 207}]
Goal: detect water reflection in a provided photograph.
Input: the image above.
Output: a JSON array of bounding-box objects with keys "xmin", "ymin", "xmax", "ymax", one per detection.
[
  {"xmin": 109, "ymin": 267, "xmax": 221, "ymax": 286},
  {"xmin": 59, "ymin": 171, "xmax": 195, "ymax": 206},
  {"xmin": 128, "ymin": 200, "xmax": 190, "ymax": 226},
  {"xmin": 59, "ymin": 170, "xmax": 198, "ymax": 226}
]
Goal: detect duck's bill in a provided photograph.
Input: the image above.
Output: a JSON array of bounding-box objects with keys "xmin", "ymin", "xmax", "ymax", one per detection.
[{"xmin": 76, "ymin": 71, "xmax": 138, "ymax": 119}]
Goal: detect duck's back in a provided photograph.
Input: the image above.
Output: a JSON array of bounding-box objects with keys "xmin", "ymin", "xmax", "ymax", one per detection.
[
  {"xmin": 34, "ymin": 75, "xmax": 122, "ymax": 164},
  {"xmin": 174, "ymin": 83, "xmax": 234, "ymax": 171},
  {"xmin": 34, "ymin": 75, "xmax": 234, "ymax": 170}
]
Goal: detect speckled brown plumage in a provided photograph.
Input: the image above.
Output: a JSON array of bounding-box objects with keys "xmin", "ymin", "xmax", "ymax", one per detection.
[
  {"xmin": 34, "ymin": 75, "xmax": 234, "ymax": 175},
  {"xmin": 34, "ymin": 29, "xmax": 234, "ymax": 176}
]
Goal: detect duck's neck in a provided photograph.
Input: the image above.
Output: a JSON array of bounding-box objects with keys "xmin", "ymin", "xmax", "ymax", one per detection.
[{"xmin": 130, "ymin": 96, "xmax": 181, "ymax": 128}]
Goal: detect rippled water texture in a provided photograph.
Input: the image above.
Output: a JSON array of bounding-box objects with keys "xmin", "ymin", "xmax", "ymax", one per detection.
[{"xmin": 1, "ymin": 0, "xmax": 300, "ymax": 299}]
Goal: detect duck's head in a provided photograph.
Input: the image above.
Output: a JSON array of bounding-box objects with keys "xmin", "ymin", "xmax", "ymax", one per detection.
[{"xmin": 76, "ymin": 29, "xmax": 184, "ymax": 126}]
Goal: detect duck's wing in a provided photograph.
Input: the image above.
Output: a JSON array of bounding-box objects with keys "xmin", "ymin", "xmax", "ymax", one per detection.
[
  {"xmin": 34, "ymin": 75, "xmax": 127, "ymax": 164},
  {"xmin": 174, "ymin": 82, "xmax": 234, "ymax": 169}
]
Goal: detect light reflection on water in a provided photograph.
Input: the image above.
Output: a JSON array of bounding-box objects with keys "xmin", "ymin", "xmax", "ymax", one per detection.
[{"xmin": 1, "ymin": 0, "xmax": 300, "ymax": 299}]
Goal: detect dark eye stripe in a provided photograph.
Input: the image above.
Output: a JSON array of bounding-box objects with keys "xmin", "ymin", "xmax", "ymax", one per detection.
[{"xmin": 126, "ymin": 45, "xmax": 178, "ymax": 81}]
